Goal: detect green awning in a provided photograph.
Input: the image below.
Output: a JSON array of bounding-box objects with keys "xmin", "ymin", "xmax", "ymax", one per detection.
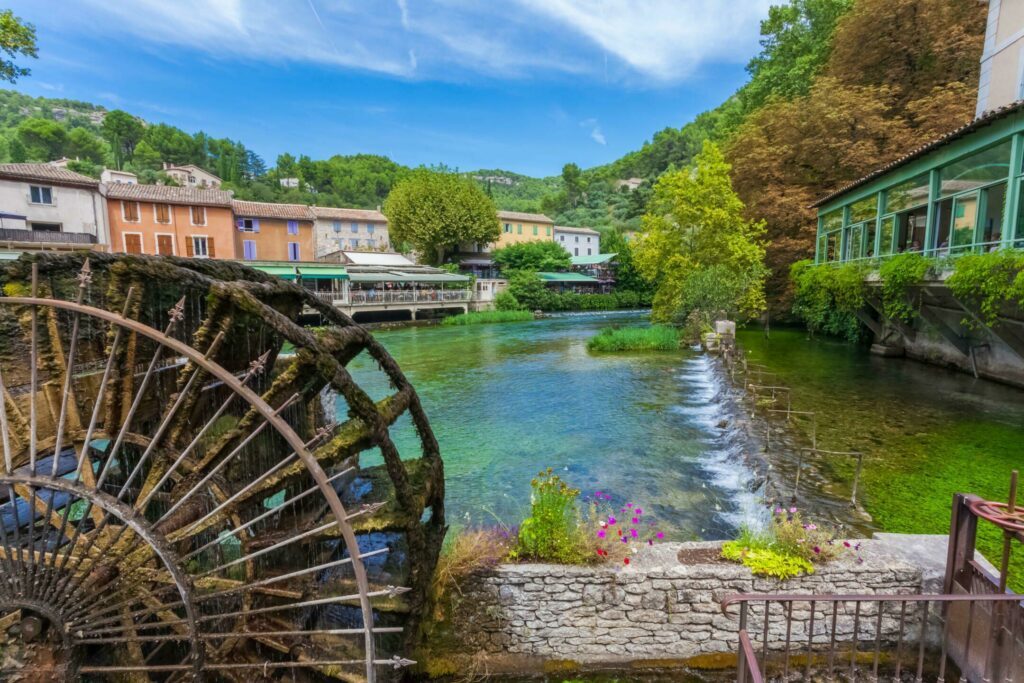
[
  {"xmin": 348, "ymin": 270, "xmax": 469, "ymax": 283},
  {"xmin": 0, "ymin": 252, "xmax": 21, "ymax": 261},
  {"xmin": 570, "ymin": 252, "xmax": 617, "ymax": 266},
  {"xmin": 297, "ymin": 265, "xmax": 348, "ymax": 280},
  {"xmin": 536, "ymin": 271, "xmax": 600, "ymax": 283},
  {"xmin": 391, "ymin": 271, "xmax": 469, "ymax": 283},
  {"xmin": 252, "ymin": 264, "xmax": 298, "ymax": 280}
]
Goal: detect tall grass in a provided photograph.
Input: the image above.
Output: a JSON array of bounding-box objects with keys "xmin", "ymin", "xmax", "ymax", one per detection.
[
  {"xmin": 441, "ymin": 310, "xmax": 534, "ymax": 325},
  {"xmin": 586, "ymin": 325, "xmax": 681, "ymax": 352}
]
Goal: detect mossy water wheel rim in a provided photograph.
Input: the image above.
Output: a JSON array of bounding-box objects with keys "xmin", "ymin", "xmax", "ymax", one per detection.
[{"xmin": 0, "ymin": 256, "xmax": 444, "ymax": 681}]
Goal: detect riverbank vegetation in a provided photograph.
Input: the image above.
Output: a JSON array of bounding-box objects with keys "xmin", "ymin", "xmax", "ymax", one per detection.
[
  {"xmin": 496, "ymin": 270, "xmax": 650, "ymax": 312},
  {"xmin": 791, "ymin": 249, "xmax": 1024, "ymax": 339},
  {"xmin": 441, "ymin": 310, "xmax": 534, "ymax": 326},
  {"xmin": 586, "ymin": 325, "xmax": 680, "ymax": 353}
]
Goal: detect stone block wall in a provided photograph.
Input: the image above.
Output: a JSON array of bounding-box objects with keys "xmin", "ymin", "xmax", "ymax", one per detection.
[{"xmin": 452, "ymin": 538, "xmax": 941, "ymax": 667}]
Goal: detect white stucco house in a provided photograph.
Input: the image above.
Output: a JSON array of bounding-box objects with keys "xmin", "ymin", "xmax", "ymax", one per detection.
[
  {"xmin": 0, "ymin": 164, "xmax": 109, "ymax": 252},
  {"xmin": 554, "ymin": 225, "xmax": 601, "ymax": 257},
  {"xmin": 162, "ymin": 163, "xmax": 223, "ymax": 189}
]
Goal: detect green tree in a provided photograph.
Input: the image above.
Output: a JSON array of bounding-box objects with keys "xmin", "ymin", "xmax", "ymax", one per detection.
[
  {"xmin": 383, "ymin": 168, "xmax": 500, "ymax": 264},
  {"xmin": 142, "ymin": 123, "xmax": 199, "ymax": 165},
  {"xmin": 0, "ymin": 10, "xmax": 37, "ymax": 83},
  {"xmin": 599, "ymin": 229, "xmax": 652, "ymax": 296},
  {"xmin": 16, "ymin": 117, "xmax": 66, "ymax": 160},
  {"xmin": 635, "ymin": 141, "xmax": 767, "ymax": 323},
  {"xmin": 505, "ymin": 270, "xmax": 556, "ymax": 311},
  {"xmin": 562, "ymin": 162, "xmax": 585, "ymax": 208},
  {"xmin": 66, "ymin": 127, "xmax": 108, "ymax": 164},
  {"xmin": 102, "ymin": 109, "xmax": 145, "ymax": 169},
  {"xmin": 8, "ymin": 135, "xmax": 26, "ymax": 162},
  {"xmin": 492, "ymin": 241, "xmax": 571, "ymax": 272},
  {"xmin": 131, "ymin": 139, "xmax": 162, "ymax": 170}
]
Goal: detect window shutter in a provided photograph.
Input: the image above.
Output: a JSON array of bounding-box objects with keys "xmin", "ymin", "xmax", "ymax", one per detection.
[
  {"xmin": 253, "ymin": 219, "xmax": 260, "ymax": 233},
  {"xmin": 236, "ymin": 219, "xmax": 244, "ymax": 230},
  {"xmin": 208, "ymin": 237, "xmax": 216, "ymax": 258},
  {"xmin": 185, "ymin": 238, "xmax": 194, "ymax": 257}
]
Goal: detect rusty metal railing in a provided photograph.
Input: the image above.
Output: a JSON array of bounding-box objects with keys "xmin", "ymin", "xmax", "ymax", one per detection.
[{"xmin": 722, "ymin": 592, "xmax": 1024, "ymax": 682}]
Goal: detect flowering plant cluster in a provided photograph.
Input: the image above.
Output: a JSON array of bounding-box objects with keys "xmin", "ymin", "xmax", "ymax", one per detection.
[
  {"xmin": 770, "ymin": 506, "xmax": 857, "ymax": 563},
  {"xmin": 588, "ymin": 491, "xmax": 665, "ymax": 565},
  {"xmin": 515, "ymin": 469, "xmax": 591, "ymax": 564}
]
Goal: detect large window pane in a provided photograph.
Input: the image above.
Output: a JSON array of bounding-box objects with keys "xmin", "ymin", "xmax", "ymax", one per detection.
[
  {"xmin": 845, "ymin": 224, "xmax": 864, "ymax": 260},
  {"xmin": 879, "ymin": 216, "xmax": 894, "ymax": 256},
  {"xmin": 849, "ymin": 196, "xmax": 877, "ymax": 224},
  {"xmin": 884, "ymin": 173, "xmax": 930, "ymax": 213},
  {"xmin": 896, "ymin": 206, "xmax": 927, "ymax": 252},
  {"xmin": 950, "ymin": 194, "xmax": 978, "ymax": 253},
  {"xmin": 816, "ymin": 234, "xmax": 827, "ymax": 262},
  {"xmin": 933, "ymin": 198, "xmax": 953, "ymax": 252},
  {"xmin": 821, "ymin": 209, "xmax": 843, "ymax": 232},
  {"xmin": 826, "ymin": 232, "xmax": 839, "ymax": 261},
  {"xmin": 865, "ymin": 220, "xmax": 878, "ymax": 257},
  {"xmin": 939, "ymin": 141, "xmax": 1011, "ymax": 197},
  {"xmin": 980, "ymin": 182, "xmax": 1006, "ymax": 249}
]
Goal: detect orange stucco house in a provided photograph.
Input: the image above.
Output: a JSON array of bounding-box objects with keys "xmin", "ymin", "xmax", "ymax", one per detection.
[
  {"xmin": 231, "ymin": 200, "xmax": 316, "ymax": 263},
  {"xmin": 105, "ymin": 183, "xmax": 235, "ymax": 259}
]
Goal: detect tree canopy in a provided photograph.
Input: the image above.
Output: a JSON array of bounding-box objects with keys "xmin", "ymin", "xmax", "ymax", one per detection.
[
  {"xmin": 492, "ymin": 241, "xmax": 571, "ymax": 272},
  {"xmin": 383, "ymin": 168, "xmax": 500, "ymax": 264},
  {"xmin": 635, "ymin": 141, "xmax": 767, "ymax": 323},
  {"xmin": 0, "ymin": 10, "xmax": 36, "ymax": 84}
]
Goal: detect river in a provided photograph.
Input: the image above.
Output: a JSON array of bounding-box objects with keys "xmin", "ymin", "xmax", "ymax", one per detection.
[{"xmin": 342, "ymin": 313, "xmax": 1024, "ymax": 549}]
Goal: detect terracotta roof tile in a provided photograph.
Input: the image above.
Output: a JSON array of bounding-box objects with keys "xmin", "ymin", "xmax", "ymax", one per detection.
[
  {"xmin": 810, "ymin": 100, "xmax": 1024, "ymax": 208},
  {"xmin": 104, "ymin": 182, "xmax": 233, "ymax": 206},
  {"xmin": 231, "ymin": 200, "xmax": 315, "ymax": 221},
  {"xmin": 497, "ymin": 210, "xmax": 553, "ymax": 223},
  {"xmin": 311, "ymin": 206, "xmax": 387, "ymax": 222},
  {"xmin": 0, "ymin": 163, "xmax": 98, "ymax": 189}
]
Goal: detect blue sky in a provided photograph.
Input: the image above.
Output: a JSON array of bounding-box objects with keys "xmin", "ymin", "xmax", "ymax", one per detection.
[{"xmin": 9, "ymin": 0, "xmax": 773, "ymax": 177}]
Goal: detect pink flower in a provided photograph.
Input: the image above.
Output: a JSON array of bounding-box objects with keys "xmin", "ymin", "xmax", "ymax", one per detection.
[
  {"xmin": 632, "ymin": 517, "xmax": 639, "ymax": 524},
  {"xmin": 843, "ymin": 541, "xmax": 851, "ymax": 548},
  {"xmin": 598, "ymin": 530, "xmax": 606, "ymax": 538},
  {"xmin": 621, "ymin": 537, "xmax": 628, "ymax": 543},
  {"xmin": 627, "ymin": 503, "xmax": 634, "ymax": 508},
  {"xmin": 774, "ymin": 507, "xmax": 784, "ymax": 515},
  {"xmin": 630, "ymin": 528, "xmax": 639, "ymax": 538},
  {"xmin": 656, "ymin": 532, "xmax": 664, "ymax": 539},
  {"xmin": 789, "ymin": 506, "xmax": 798, "ymax": 514},
  {"xmin": 608, "ymin": 516, "xmax": 617, "ymax": 525},
  {"xmin": 813, "ymin": 546, "xmax": 821, "ymax": 554},
  {"xmin": 595, "ymin": 491, "xmax": 603, "ymax": 498},
  {"xmin": 635, "ymin": 508, "xmax": 642, "ymax": 515}
]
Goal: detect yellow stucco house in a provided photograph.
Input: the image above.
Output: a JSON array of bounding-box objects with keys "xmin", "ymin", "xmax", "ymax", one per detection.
[{"xmin": 495, "ymin": 210, "xmax": 554, "ymax": 248}]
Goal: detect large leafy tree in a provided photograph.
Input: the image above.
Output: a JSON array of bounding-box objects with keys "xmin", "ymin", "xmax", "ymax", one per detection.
[
  {"xmin": 634, "ymin": 141, "xmax": 767, "ymax": 323},
  {"xmin": 492, "ymin": 241, "xmax": 571, "ymax": 272},
  {"xmin": 383, "ymin": 168, "xmax": 500, "ymax": 264},
  {"xmin": 16, "ymin": 118, "xmax": 66, "ymax": 161},
  {"xmin": 599, "ymin": 229, "xmax": 652, "ymax": 296},
  {"xmin": 102, "ymin": 110, "xmax": 145, "ymax": 170},
  {"xmin": 66, "ymin": 127, "xmax": 108, "ymax": 164},
  {"xmin": 0, "ymin": 10, "xmax": 36, "ymax": 83}
]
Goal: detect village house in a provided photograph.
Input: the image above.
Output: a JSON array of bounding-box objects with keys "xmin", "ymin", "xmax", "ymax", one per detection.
[
  {"xmin": 232, "ymin": 199, "xmax": 315, "ymax": 262},
  {"xmin": 105, "ymin": 183, "xmax": 234, "ymax": 258},
  {"xmin": 496, "ymin": 210, "xmax": 554, "ymax": 248},
  {"xmin": 0, "ymin": 163, "xmax": 109, "ymax": 253},
  {"xmin": 554, "ymin": 225, "xmax": 600, "ymax": 257},
  {"xmin": 312, "ymin": 206, "xmax": 389, "ymax": 257},
  {"xmin": 162, "ymin": 163, "xmax": 223, "ymax": 189}
]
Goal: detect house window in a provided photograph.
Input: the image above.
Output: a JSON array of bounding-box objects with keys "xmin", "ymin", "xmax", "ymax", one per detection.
[
  {"xmin": 351, "ymin": 222, "xmax": 359, "ymax": 233},
  {"xmin": 190, "ymin": 236, "xmax": 213, "ymax": 258},
  {"xmin": 156, "ymin": 234, "xmax": 175, "ymax": 256},
  {"xmin": 191, "ymin": 206, "xmax": 206, "ymax": 225},
  {"xmin": 333, "ymin": 221, "xmax": 342, "ymax": 233},
  {"xmin": 122, "ymin": 201, "xmax": 141, "ymax": 222},
  {"xmin": 366, "ymin": 224, "xmax": 375, "ymax": 234},
  {"xmin": 517, "ymin": 224, "xmax": 522, "ymax": 234},
  {"xmin": 574, "ymin": 247, "xmax": 579, "ymax": 256},
  {"xmin": 155, "ymin": 203, "xmax": 171, "ymax": 224},
  {"xmin": 546, "ymin": 227, "xmax": 551, "ymax": 236},
  {"xmin": 559, "ymin": 235, "xmax": 565, "ymax": 241},
  {"xmin": 574, "ymin": 236, "xmax": 579, "ymax": 243},
  {"xmin": 30, "ymin": 222, "xmax": 60, "ymax": 232},
  {"xmin": 242, "ymin": 240, "xmax": 257, "ymax": 260},
  {"xmin": 533, "ymin": 225, "xmax": 538, "ymax": 236},
  {"xmin": 287, "ymin": 220, "xmax": 299, "ymax": 235},
  {"xmin": 238, "ymin": 218, "xmax": 259, "ymax": 232},
  {"xmin": 349, "ymin": 238, "xmax": 359, "ymax": 248},
  {"xmin": 287, "ymin": 242, "xmax": 300, "ymax": 261},
  {"xmin": 29, "ymin": 185, "xmax": 53, "ymax": 205},
  {"xmin": 587, "ymin": 248, "xmax": 592, "ymax": 255},
  {"xmin": 504, "ymin": 223, "xmax": 511, "ymax": 233}
]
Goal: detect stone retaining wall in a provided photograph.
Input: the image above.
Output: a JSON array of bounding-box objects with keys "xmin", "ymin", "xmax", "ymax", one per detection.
[{"xmin": 450, "ymin": 535, "xmax": 950, "ymax": 669}]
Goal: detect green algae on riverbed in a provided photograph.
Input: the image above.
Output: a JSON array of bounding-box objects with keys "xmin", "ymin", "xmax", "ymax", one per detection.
[{"xmin": 737, "ymin": 327, "xmax": 1024, "ymax": 589}]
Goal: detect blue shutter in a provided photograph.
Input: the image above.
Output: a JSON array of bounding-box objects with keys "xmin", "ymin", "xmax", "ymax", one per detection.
[
  {"xmin": 253, "ymin": 219, "xmax": 260, "ymax": 233},
  {"xmin": 236, "ymin": 218, "xmax": 244, "ymax": 230}
]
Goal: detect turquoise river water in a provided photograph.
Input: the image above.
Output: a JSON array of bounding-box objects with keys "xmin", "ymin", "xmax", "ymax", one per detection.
[{"xmin": 341, "ymin": 312, "xmax": 1024, "ymax": 543}]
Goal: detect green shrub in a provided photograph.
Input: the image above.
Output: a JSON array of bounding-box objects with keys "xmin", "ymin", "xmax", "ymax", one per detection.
[
  {"xmin": 947, "ymin": 250, "xmax": 1024, "ymax": 327},
  {"xmin": 615, "ymin": 290, "xmax": 641, "ymax": 308},
  {"xmin": 790, "ymin": 260, "xmax": 868, "ymax": 341},
  {"xmin": 721, "ymin": 540, "xmax": 814, "ymax": 580},
  {"xmin": 494, "ymin": 290, "xmax": 523, "ymax": 311},
  {"xmin": 442, "ymin": 310, "xmax": 534, "ymax": 325},
  {"xmin": 514, "ymin": 469, "xmax": 590, "ymax": 564},
  {"xmin": 586, "ymin": 325, "xmax": 681, "ymax": 352},
  {"xmin": 878, "ymin": 252, "xmax": 930, "ymax": 322},
  {"xmin": 720, "ymin": 510, "xmax": 849, "ymax": 580}
]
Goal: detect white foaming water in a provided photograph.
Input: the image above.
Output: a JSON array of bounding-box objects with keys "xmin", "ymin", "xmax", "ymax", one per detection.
[{"xmin": 674, "ymin": 353, "xmax": 768, "ymax": 534}]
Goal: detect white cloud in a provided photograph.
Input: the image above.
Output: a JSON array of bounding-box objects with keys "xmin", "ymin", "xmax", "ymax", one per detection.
[
  {"xmin": 69, "ymin": 0, "xmax": 771, "ymax": 83},
  {"xmin": 580, "ymin": 118, "xmax": 606, "ymax": 145}
]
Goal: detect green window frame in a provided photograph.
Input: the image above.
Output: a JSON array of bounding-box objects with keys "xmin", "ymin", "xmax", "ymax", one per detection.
[{"xmin": 517, "ymin": 224, "xmax": 522, "ymax": 234}]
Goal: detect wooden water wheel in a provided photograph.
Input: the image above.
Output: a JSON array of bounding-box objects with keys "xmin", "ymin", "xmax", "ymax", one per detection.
[{"xmin": 0, "ymin": 253, "xmax": 446, "ymax": 681}]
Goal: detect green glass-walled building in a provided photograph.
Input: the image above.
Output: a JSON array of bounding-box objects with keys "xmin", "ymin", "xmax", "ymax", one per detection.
[{"xmin": 812, "ymin": 102, "xmax": 1024, "ymax": 264}]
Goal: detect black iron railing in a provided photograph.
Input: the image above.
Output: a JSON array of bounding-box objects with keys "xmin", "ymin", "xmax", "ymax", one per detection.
[{"xmin": 0, "ymin": 228, "xmax": 96, "ymax": 245}]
